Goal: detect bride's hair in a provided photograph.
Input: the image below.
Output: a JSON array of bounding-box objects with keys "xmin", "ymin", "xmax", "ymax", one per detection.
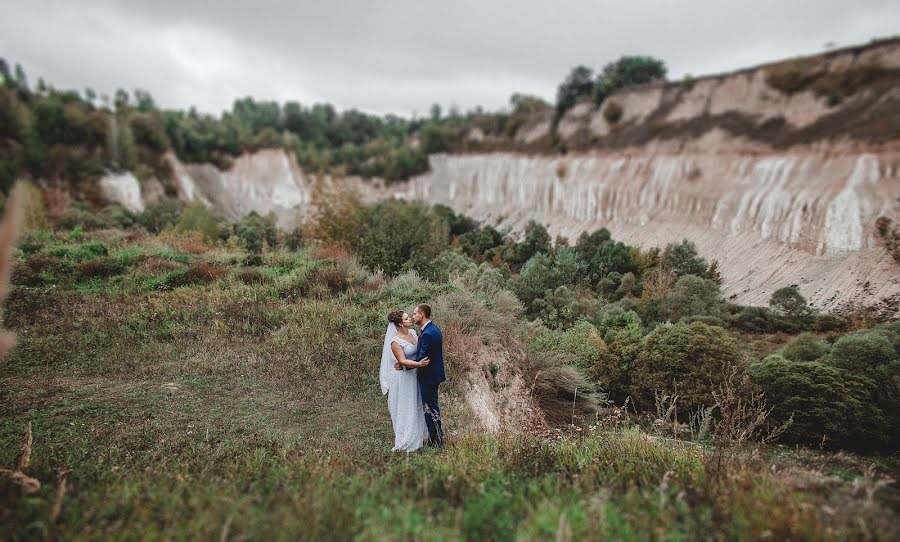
[{"xmin": 387, "ymin": 310, "xmax": 405, "ymax": 326}]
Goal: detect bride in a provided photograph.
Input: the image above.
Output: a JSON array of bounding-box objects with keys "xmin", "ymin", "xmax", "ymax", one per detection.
[{"xmin": 380, "ymin": 310, "xmax": 430, "ymax": 453}]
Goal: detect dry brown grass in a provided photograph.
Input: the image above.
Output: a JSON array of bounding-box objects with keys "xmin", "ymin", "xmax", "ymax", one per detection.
[
  {"xmin": 183, "ymin": 240, "xmax": 213, "ymax": 254},
  {"xmin": 237, "ymin": 267, "xmax": 271, "ymax": 285},
  {"xmin": 77, "ymin": 257, "xmax": 122, "ymax": 279},
  {"xmin": 313, "ymin": 244, "xmax": 351, "ymax": 261},
  {"xmin": 141, "ymin": 256, "xmax": 182, "ymax": 272},
  {"xmin": 181, "ymin": 262, "xmax": 228, "ymax": 285}
]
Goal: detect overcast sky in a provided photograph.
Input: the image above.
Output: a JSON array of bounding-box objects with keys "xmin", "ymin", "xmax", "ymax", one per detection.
[{"xmin": 1, "ymin": 0, "xmax": 898, "ymax": 117}]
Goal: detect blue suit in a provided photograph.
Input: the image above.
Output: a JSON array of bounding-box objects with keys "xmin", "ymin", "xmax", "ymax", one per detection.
[{"xmin": 411, "ymin": 321, "xmax": 445, "ymax": 446}]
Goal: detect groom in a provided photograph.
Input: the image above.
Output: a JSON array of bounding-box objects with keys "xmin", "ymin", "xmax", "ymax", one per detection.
[{"xmin": 408, "ymin": 303, "xmax": 445, "ymax": 448}]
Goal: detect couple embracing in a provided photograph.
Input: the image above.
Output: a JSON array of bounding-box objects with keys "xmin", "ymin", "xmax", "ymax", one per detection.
[{"xmin": 379, "ymin": 304, "xmax": 446, "ymax": 453}]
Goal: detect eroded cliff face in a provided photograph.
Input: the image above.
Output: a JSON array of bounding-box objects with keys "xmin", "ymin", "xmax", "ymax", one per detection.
[
  {"xmin": 98, "ymin": 39, "xmax": 900, "ymax": 313},
  {"xmin": 400, "ymin": 152, "xmax": 899, "ymax": 311}
]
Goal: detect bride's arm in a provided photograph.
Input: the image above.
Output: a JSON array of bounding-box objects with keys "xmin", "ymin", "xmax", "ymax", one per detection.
[{"xmin": 391, "ymin": 342, "xmax": 429, "ymax": 368}]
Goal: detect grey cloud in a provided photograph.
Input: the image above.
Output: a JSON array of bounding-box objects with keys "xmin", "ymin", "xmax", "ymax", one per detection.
[{"xmin": 1, "ymin": 0, "xmax": 898, "ymax": 116}]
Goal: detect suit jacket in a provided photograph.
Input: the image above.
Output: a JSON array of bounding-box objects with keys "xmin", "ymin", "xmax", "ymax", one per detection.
[{"xmin": 412, "ymin": 321, "xmax": 446, "ymax": 387}]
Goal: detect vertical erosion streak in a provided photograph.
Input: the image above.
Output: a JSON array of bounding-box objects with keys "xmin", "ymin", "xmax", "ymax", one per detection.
[{"xmin": 823, "ymin": 154, "xmax": 878, "ymax": 255}]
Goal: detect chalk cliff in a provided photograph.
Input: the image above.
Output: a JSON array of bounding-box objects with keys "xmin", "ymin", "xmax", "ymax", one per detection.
[{"xmin": 99, "ymin": 39, "xmax": 900, "ymax": 313}]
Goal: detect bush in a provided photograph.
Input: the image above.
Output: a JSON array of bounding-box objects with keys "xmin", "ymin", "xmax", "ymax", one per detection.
[
  {"xmin": 13, "ymin": 254, "xmax": 67, "ymax": 286},
  {"xmin": 177, "ymin": 201, "xmax": 222, "ymax": 242},
  {"xmin": 602, "ymin": 100, "xmax": 623, "ymax": 123},
  {"xmin": 782, "ymin": 333, "xmax": 829, "ymax": 362},
  {"xmin": 750, "ymin": 356, "xmax": 889, "ymax": 450},
  {"xmin": 138, "ymin": 199, "xmax": 182, "ymax": 233},
  {"xmin": 827, "ymin": 330, "xmax": 895, "ymax": 375},
  {"xmin": 454, "ymin": 262, "xmax": 509, "ymax": 294},
  {"xmin": 231, "ymin": 211, "xmax": 278, "ymax": 252},
  {"xmin": 433, "ymin": 249, "xmax": 477, "ymax": 282},
  {"xmin": 632, "ymin": 322, "xmax": 741, "ymax": 413},
  {"xmin": 356, "ymin": 200, "xmax": 448, "ymax": 278},
  {"xmin": 529, "ymin": 319, "xmax": 606, "ymax": 372},
  {"xmin": 659, "ymin": 275, "xmax": 724, "ymax": 323},
  {"xmin": 593, "ymin": 55, "xmax": 667, "ymax": 103},
  {"xmin": 531, "ymin": 286, "xmax": 602, "ymax": 328},
  {"xmin": 594, "ymin": 303, "xmax": 642, "ymax": 342},
  {"xmin": 591, "ymin": 325, "xmax": 643, "ymax": 404},
  {"xmin": 765, "ymin": 59, "xmax": 821, "ymax": 94}
]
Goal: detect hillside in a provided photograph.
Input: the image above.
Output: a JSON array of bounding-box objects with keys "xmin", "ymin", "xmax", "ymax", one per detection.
[
  {"xmin": 92, "ymin": 39, "xmax": 900, "ymax": 314},
  {"xmin": 2, "ymin": 222, "xmax": 899, "ymax": 539}
]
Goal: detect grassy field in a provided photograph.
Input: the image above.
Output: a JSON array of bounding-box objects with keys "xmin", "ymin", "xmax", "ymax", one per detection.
[{"xmin": 1, "ymin": 229, "xmax": 898, "ymax": 540}]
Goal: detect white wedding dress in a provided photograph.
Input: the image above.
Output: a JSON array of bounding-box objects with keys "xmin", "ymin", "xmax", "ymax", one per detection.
[{"xmin": 379, "ymin": 325, "xmax": 427, "ymax": 453}]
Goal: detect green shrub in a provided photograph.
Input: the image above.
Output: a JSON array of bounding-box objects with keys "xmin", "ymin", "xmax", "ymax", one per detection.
[
  {"xmin": 826, "ymin": 327, "xmax": 900, "ymax": 446},
  {"xmin": 156, "ymin": 250, "xmax": 189, "ymax": 264},
  {"xmin": 433, "ymin": 249, "xmax": 476, "ymax": 281},
  {"xmin": 828, "ymin": 330, "xmax": 895, "ymax": 375},
  {"xmin": 99, "ymin": 205, "xmax": 137, "ymax": 229},
  {"xmin": 782, "ymin": 332, "xmax": 829, "ymax": 362},
  {"xmin": 177, "ymin": 201, "xmax": 222, "ymax": 242},
  {"xmin": 750, "ymin": 356, "xmax": 889, "ymax": 450},
  {"xmin": 594, "ymin": 304, "xmax": 642, "ymax": 342},
  {"xmin": 231, "ymin": 211, "xmax": 278, "ymax": 252},
  {"xmin": 765, "ymin": 59, "xmax": 821, "ymax": 94},
  {"xmin": 138, "ymin": 199, "xmax": 182, "ymax": 233},
  {"xmin": 632, "ymin": 322, "xmax": 740, "ymax": 413},
  {"xmin": 454, "ymin": 262, "xmax": 509, "ymax": 294},
  {"xmin": 529, "ymin": 319, "xmax": 606, "ymax": 371},
  {"xmin": 356, "ymin": 200, "xmax": 448, "ymax": 277},
  {"xmin": 659, "ymin": 275, "xmax": 724, "ymax": 323},
  {"xmin": 531, "ymin": 286, "xmax": 602, "ymax": 328},
  {"xmin": 591, "ymin": 325, "xmax": 643, "ymax": 404}
]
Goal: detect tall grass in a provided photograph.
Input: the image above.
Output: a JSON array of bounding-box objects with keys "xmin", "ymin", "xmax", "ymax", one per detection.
[{"xmin": 1, "ymin": 228, "xmax": 897, "ymax": 540}]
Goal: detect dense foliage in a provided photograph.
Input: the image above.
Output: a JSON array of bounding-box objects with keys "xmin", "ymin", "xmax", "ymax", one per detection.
[{"xmin": 554, "ymin": 55, "xmax": 668, "ymax": 116}]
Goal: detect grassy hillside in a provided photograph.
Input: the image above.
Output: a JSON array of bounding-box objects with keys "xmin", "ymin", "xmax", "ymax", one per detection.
[{"xmin": 1, "ymin": 222, "xmax": 898, "ymax": 540}]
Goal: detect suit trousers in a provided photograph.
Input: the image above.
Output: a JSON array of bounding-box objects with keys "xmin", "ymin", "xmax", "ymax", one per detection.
[{"xmin": 419, "ymin": 381, "xmax": 444, "ymax": 447}]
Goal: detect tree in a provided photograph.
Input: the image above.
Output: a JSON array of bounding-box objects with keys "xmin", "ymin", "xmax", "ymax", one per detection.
[
  {"xmin": 769, "ymin": 285, "xmax": 812, "ymax": 318},
  {"xmin": 594, "ymin": 55, "xmax": 667, "ymax": 103},
  {"xmin": 514, "ymin": 221, "xmax": 551, "ymax": 266},
  {"xmin": 13, "ymin": 63, "xmax": 28, "ymax": 90},
  {"xmin": 661, "ymin": 239, "xmax": 707, "ymax": 277},
  {"xmin": 555, "ymin": 65, "xmax": 594, "ymax": 114},
  {"xmin": 134, "ymin": 89, "xmax": 156, "ymax": 112},
  {"xmin": 516, "ymin": 252, "xmax": 554, "ymax": 308},
  {"xmin": 303, "ymin": 179, "xmax": 364, "ymax": 250},
  {"xmin": 0, "ymin": 58, "xmax": 10, "ymax": 85}
]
